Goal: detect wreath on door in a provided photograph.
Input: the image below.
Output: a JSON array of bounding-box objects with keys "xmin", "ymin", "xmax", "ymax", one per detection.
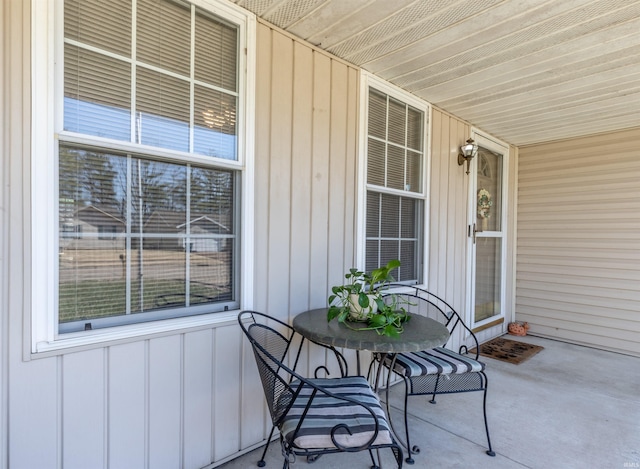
[{"xmin": 477, "ymin": 188, "xmax": 492, "ymax": 219}]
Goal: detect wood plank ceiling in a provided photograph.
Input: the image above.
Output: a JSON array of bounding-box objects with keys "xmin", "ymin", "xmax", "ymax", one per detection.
[{"xmin": 231, "ymin": 0, "xmax": 640, "ymax": 146}]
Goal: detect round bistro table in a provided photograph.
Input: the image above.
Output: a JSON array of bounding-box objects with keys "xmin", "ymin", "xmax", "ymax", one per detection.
[
  {"xmin": 293, "ymin": 307, "xmax": 450, "ymax": 356},
  {"xmin": 293, "ymin": 307, "xmax": 451, "ymax": 454}
]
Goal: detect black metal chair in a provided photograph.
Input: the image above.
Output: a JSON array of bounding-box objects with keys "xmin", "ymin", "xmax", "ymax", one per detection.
[
  {"xmin": 378, "ymin": 286, "xmax": 495, "ymax": 464},
  {"xmin": 238, "ymin": 310, "xmax": 404, "ymax": 469}
]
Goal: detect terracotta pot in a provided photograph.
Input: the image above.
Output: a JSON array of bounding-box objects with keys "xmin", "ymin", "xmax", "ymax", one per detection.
[{"xmin": 508, "ymin": 321, "xmax": 530, "ymax": 336}]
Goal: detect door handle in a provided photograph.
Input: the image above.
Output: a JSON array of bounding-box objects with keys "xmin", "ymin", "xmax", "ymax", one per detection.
[{"xmin": 469, "ymin": 223, "xmax": 482, "ymax": 244}]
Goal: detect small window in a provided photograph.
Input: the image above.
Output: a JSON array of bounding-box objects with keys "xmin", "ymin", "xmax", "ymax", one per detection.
[{"xmin": 364, "ymin": 84, "xmax": 428, "ymax": 283}]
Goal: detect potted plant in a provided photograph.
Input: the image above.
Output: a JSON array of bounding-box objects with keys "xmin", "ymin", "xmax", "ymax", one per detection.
[{"xmin": 327, "ymin": 259, "xmax": 410, "ymax": 337}]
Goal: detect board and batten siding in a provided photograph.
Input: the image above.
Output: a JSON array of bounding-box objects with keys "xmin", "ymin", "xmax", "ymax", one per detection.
[
  {"xmin": 428, "ymin": 110, "xmax": 474, "ymax": 349},
  {"xmin": 0, "ymin": 6, "xmax": 360, "ymax": 468},
  {"xmin": 252, "ymin": 20, "xmax": 361, "ymax": 379},
  {"xmin": 1, "ymin": 4, "xmax": 515, "ymax": 467},
  {"xmin": 517, "ymin": 128, "xmax": 640, "ymax": 357}
]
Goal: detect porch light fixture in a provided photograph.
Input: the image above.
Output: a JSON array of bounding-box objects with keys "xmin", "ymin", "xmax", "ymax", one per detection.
[{"xmin": 458, "ymin": 138, "xmax": 478, "ymax": 175}]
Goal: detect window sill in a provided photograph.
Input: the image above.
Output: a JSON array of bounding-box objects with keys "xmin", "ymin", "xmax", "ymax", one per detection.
[{"xmin": 31, "ymin": 310, "xmax": 240, "ymax": 359}]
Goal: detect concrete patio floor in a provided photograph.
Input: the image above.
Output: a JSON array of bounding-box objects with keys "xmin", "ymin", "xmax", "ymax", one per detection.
[{"xmin": 219, "ymin": 335, "xmax": 640, "ymax": 468}]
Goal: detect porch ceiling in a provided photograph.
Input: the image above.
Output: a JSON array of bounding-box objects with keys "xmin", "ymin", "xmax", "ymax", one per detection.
[{"xmin": 232, "ymin": 0, "xmax": 640, "ymax": 146}]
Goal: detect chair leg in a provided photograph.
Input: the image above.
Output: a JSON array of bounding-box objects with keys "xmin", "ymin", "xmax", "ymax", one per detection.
[
  {"xmin": 482, "ymin": 372, "xmax": 496, "ymax": 457},
  {"xmin": 368, "ymin": 449, "xmax": 380, "ymax": 469},
  {"xmin": 402, "ymin": 379, "xmax": 417, "ymax": 464},
  {"xmin": 391, "ymin": 443, "xmax": 404, "ymax": 468},
  {"xmin": 429, "ymin": 375, "xmax": 441, "ymax": 404},
  {"xmin": 258, "ymin": 425, "xmax": 276, "ymax": 467}
]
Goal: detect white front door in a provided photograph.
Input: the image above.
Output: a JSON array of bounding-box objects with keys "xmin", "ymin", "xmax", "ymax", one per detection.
[{"xmin": 468, "ymin": 133, "xmax": 509, "ymax": 329}]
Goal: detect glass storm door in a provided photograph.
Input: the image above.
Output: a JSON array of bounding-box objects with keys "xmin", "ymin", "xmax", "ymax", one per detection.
[{"xmin": 469, "ymin": 135, "xmax": 507, "ymax": 328}]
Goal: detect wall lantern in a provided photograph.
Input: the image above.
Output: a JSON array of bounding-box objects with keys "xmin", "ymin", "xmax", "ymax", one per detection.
[{"xmin": 458, "ymin": 138, "xmax": 478, "ymax": 175}]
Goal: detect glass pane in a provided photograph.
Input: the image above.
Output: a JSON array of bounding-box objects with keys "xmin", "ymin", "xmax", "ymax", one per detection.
[
  {"xmin": 366, "ymin": 193, "xmax": 380, "ymax": 237},
  {"xmin": 367, "ymin": 139, "xmax": 385, "ymax": 186},
  {"xmin": 474, "ymin": 238, "xmax": 502, "ymax": 322},
  {"xmin": 476, "ymin": 148, "xmax": 503, "ymax": 232},
  {"xmin": 365, "ymin": 241, "xmax": 380, "ymax": 274},
  {"xmin": 194, "ymin": 86, "xmax": 237, "ymax": 159},
  {"xmin": 59, "ymin": 245, "xmax": 127, "ymax": 323},
  {"xmin": 131, "ymin": 237, "xmax": 186, "ymax": 312},
  {"xmin": 386, "ymin": 145, "xmax": 404, "ymax": 191},
  {"xmin": 189, "ymin": 167, "xmax": 234, "ymax": 304},
  {"xmin": 387, "ymin": 97, "xmax": 406, "ymax": 146},
  {"xmin": 400, "ymin": 197, "xmax": 419, "ymax": 238},
  {"xmin": 59, "ymin": 147, "xmax": 127, "ymax": 225},
  {"xmin": 59, "ymin": 147, "xmax": 128, "ymax": 323},
  {"xmin": 190, "ymin": 167, "xmax": 234, "ymax": 229},
  {"xmin": 136, "ymin": 67, "xmax": 190, "ymax": 152},
  {"xmin": 366, "ymin": 192, "xmax": 421, "ymax": 284},
  {"xmin": 195, "ymin": 11, "xmax": 238, "ymax": 91},
  {"xmin": 406, "ymin": 150, "xmax": 422, "ymax": 193},
  {"xmin": 368, "ymin": 89, "xmax": 386, "ymax": 139},
  {"xmin": 65, "ymin": 0, "xmax": 132, "ymax": 57},
  {"xmin": 137, "ymin": 0, "xmax": 191, "ymax": 76},
  {"xmin": 64, "ymin": 44, "xmax": 131, "ymax": 141},
  {"xmin": 380, "ymin": 194, "xmax": 400, "ymax": 238},
  {"xmin": 189, "ymin": 244, "xmax": 233, "ymax": 305},
  {"xmin": 379, "ymin": 240, "xmax": 399, "ymax": 270},
  {"xmin": 131, "ymin": 159, "xmax": 187, "ymax": 233},
  {"xmin": 406, "ymin": 106, "xmax": 423, "ymax": 151},
  {"xmin": 399, "ymin": 240, "xmax": 417, "ymax": 282}
]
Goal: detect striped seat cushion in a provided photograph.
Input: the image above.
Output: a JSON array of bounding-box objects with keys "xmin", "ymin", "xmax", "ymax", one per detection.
[
  {"xmin": 386, "ymin": 347, "xmax": 485, "ymax": 378},
  {"xmin": 280, "ymin": 376, "xmax": 393, "ymax": 450}
]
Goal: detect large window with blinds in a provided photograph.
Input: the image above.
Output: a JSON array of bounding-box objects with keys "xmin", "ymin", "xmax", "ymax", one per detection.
[
  {"xmin": 52, "ymin": 0, "xmax": 251, "ymax": 334},
  {"xmin": 365, "ymin": 84, "xmax": 428, "ymax": 283}
]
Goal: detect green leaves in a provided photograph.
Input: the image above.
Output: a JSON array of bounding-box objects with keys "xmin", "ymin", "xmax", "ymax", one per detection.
[{"xmin": 327, "ymin": 259, "xmax": 408, "ymax": 337}]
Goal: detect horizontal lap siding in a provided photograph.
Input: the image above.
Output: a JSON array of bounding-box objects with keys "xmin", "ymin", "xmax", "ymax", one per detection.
[{"xmin": 517, "ymin": 128, "xmax": 640, "ymax": 356}]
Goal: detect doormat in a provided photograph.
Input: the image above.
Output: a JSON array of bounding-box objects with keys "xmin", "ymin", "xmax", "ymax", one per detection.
[{"xmin": 471, "ymin": 337, "xmax": 544, "ymax": 365}]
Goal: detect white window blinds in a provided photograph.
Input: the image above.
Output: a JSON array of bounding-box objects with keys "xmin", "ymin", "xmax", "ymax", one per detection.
[
  {"xmin": 365, "ymin": 87, "xmax": 426, "ymax": 283},
  {"xmin": 58, "ymin": 0, "xmax": 244, "ymax": 333},
  {"xmin": 63, "ymin": 0, "xmax": 239, "ymax": 159}
]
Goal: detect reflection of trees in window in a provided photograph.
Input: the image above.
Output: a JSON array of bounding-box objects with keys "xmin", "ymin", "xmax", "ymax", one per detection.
[
  {"xmin": 191, "ymin": 167, "xmax": 233, "ymax": 229},
  {"xmin": 479, "ymin": 154, "xmax": 491, "ymax": 179},
  {"xmin": 59, "ymin": 146, "xmax": 123, "ymax": 219},
  {"xmin": 131, "ymin": 159, "xmax": 186, "ymax": 227}
]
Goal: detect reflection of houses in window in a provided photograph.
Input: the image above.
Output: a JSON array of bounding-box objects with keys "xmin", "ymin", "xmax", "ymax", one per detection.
[
  {"xmin": 133, "ymin": 211, "xmax": 231, "ymax": 253},
  {"xmin": 61, "ymin": 205, "xmax": 125, "ymax": 249},
  {"xmin": 98, "ymin": 225, "xmax": 117, "ymax": 240},
  {"xmin": 177, "ymin": 216, "xmax": 230, "ymax": 253}
]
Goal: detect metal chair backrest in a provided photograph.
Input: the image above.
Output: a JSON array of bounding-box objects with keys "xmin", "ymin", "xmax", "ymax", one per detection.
[
  {"xmin": 384, "ymin": 285, "xmax": 480, "ymax": 357},
  {"xmin": 238, "ymin": 311, "xmax": 303, "ymax": 427}
]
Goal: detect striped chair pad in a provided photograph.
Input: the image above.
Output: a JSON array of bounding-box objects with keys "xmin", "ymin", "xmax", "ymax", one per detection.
[
  {"xmin": 386, "ymin": 347, "xmax": 485, "ymax": 378},
  {"xmin": 280, "ymin": 376, "xmax": 393, "ymax": 450}
]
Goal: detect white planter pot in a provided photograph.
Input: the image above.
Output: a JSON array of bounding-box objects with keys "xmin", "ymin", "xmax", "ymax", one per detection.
[{"xmin": 348, "ymin": 293, "xmax": 378, "ymax": 322}]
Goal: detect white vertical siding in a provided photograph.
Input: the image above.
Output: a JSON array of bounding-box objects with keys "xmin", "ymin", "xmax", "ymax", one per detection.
[
  {"xmin": 429, "ymin": 109, "xmax": 472, "ymax": 350},
  {"xmin": 109, "ymin": 342, "xmax": 146, "ymax": 468},
  {"xmin": 0, "ymin": 5, "xmax": 518, "ymax": 469},
  {"xmin": 1, "ymin": 8, "xmax": 361, "ymax": 467},
  {"xmin": 429, "ymin": 110, "xmax": 470, "ymax": 308},
  {"xmin": 429, "ymin": 110, "xmax": 516, "ymax": 348},
  {"xmin": 62, "ymin": 349, "xmax": 106, "ymax": 469},
  {"xmin": 252, "ymin": 21, "xmax": 360, "ymax": 377},
  {"xmin": 517, "ymin": 128, "xmax": 640, "ymax": 356}
]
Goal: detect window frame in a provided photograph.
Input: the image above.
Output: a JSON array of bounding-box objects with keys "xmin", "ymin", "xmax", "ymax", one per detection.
[
  {"xmin": 30, "ymin": 0, "xmax": 256, "ymax": 355},
  {"xmin": 357, "ymin": 72, "xmax": 431, "ymax": 285}
]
